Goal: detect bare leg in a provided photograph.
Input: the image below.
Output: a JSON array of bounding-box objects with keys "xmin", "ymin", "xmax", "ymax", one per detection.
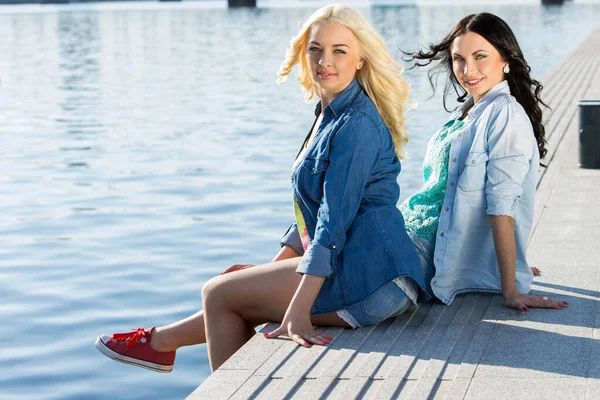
[
  {"xmin": 151, "ymin": 248, "xmax": 302, "ymax": 352},
  {"xmin": 202, "ymin": 257, "xmax": 349, "ymax": 371},
  {"xmin": 150, "ymin": 311, "xmax": 205, "ymax": 352},
  {"xmin": 151, "ymin": 308, "xmax": 254, "ymax": 352}
]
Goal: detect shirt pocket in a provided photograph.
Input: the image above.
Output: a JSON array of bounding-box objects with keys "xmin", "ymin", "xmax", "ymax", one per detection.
[
  {"xmin": 299, "ymin": 156, "xmax": 330, "ymax": 202},
  {"xmin": 458, "ymin": 151, "xmax": 489, "ymax": 192}
]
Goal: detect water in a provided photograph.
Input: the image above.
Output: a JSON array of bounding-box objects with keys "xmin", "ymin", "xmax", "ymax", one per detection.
[{"xmin": 0, "ymin": 1, "xmax": 598, "ymax": 399}]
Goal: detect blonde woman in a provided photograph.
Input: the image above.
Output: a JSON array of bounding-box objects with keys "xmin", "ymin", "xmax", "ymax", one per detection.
[{"xmin": 95, "ymin": 4, "xmax": 429, "ymax": 374}]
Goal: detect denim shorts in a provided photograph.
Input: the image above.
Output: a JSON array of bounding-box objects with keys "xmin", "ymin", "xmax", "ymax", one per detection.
[
  {"xmin": 336, "ymin": 234, "xmax": 435, "ymax": 329},
  {"xmin": 336, "ymin": 279, "xmax": 413, "ymax": 329}
]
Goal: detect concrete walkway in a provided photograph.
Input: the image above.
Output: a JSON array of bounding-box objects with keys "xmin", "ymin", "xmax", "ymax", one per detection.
[{"xmin": 188, "ymin": 29, "xmax": 600, "ymax": 400}]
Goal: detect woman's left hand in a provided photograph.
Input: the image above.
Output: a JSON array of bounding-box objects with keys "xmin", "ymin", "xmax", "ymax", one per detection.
[
  {"xmin": 263, "ymin": 307, "xmax": 332, "ymax": 347},
  {"xmin": 220, "ymin": 263, "xmax": 255, "ymax": 275},
  {"xmin": 503, "ymin": 290, "xmax": 569, "ymax": 312}
]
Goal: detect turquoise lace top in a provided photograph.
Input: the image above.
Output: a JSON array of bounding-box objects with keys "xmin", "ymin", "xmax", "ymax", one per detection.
[{"xmin": 400, "ymin": 119, "xmax": 465, "ymax": 244}]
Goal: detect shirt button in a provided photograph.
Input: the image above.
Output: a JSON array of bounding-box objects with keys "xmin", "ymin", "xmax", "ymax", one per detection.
[
  {"xmin": 445, "ymin": 207, "xmax": 449, "ymax": 212},
  {"xmin": 450, "ymin": 182, "xmax": 454, "ymax": 187},
  {"xmin": 332, "ymin": 245, "xmax": 336, "ymax": 249},
  {"xmin": 433, "ymin": 280, "xmax": 437, "ymax": 284},
  {"xmin": 452, "ymin": 158, "xmax": 456, "ymax": 162},
  {"xmin": 437, "ymin": 258, "xmax": 441, "ymax": 262},
  {"xmin": 471, "ymin": 160, "xmax": 476, "ymax": 164},
  {"xmin": 307, "ymin": 224, "xmax": 312, "ymax": 228},
  {"xmin": 440, "ymin": 232, "xmax": 445, "ymax": 237}
]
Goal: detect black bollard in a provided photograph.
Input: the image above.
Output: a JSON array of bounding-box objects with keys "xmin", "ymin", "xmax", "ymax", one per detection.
[
  {"xmin": 578, "ymin": 100, "xmax": 600, "ymax": 169},
  {"xmin": 228, "ymin": 0, "xmax": 256, "ymax": 7}
]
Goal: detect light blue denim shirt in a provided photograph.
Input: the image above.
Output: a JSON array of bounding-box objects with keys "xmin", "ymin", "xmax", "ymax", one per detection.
[
  {"xmin": 431, "ymin": 80, "xmax": 538, "ymax": 304},
  {"xmin": 281, "ymin": 79, "xmax": 429, "ymax": 315}
]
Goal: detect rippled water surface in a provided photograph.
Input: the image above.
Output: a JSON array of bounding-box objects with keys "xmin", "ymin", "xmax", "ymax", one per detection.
[{"xmin": 0, "ymin": 1, "xmax": 598, "ymax": 399}]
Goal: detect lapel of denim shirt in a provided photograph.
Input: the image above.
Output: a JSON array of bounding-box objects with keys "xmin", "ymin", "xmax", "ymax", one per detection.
[
  {"xmin": 306, "ymin": 80, "xmax": 362, "ymax": 162},
  {"xmin": 463, "ymin": 80, "xmax": 511, "ymax": 121},
  {"xmin": 321, "ymin": 78, "xmax": 362, "ymax": 118},
  {"xmin": 451, "ymin": 81, "xmax": 511, "ymax": 158}
]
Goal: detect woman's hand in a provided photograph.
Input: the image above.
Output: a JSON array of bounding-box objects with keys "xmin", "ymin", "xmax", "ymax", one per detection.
[
  {"xmin": 263, "ymin": 273, "xmax": 331, "ymax": 347},
  {"xmin": 263, "ymin": 305, "xmax": 332, "ymax": 347},
  {"xmin": 220, "ymin": 246, "xmax": 299, "ymax": 275},
  {"xmin": 503, "ymin": 290, "xmax": 568, "ymax": 312},
  {"xmin": 220, "ymin": 264, "xmax": 255, "ymax": 275}
]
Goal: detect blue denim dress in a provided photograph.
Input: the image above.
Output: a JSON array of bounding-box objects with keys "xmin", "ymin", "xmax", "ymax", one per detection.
[{"xmin": 281, "ymin": 79, "xmax": 429, "ymax": 316}]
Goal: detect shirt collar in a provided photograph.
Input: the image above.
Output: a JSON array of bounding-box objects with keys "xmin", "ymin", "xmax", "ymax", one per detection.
[
  {"xmin": 454, "ymin": 80, "xmax": 511, "ymax": 121},
  {"xmin": 314, "ymin": 78, "xmax": 362, "ymax": 117}
]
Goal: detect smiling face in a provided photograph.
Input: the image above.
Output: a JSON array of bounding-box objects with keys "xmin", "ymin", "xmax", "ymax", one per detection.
[
  {"xmin": 451, "ymin": 31, "xmax": 507, "ymax": 104},
  {"xmin": 306, "ymin": 21, "xmax": 364, "ymax": 107}
]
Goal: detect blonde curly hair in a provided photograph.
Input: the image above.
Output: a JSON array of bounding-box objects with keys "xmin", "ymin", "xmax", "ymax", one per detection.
[{"xmin": 277, "ymin": 4, "xmax": 411, "ymax": 159}]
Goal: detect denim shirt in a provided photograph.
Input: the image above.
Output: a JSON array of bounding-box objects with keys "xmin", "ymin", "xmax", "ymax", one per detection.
[
  {"xmin": 281, "ymin": 79, "xmax": 428, "ymax": 315},
  {"xmin": 431, "ymin": 80, "xmax": 538, "ymax": 305}
]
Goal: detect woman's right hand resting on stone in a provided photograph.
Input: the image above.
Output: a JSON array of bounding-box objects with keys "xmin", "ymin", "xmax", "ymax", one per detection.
[{"xmin": 503, "ymin": 290, "xmax": 568, "ymax": 312}]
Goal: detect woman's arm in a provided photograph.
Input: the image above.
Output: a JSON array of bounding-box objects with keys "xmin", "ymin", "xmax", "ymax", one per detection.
[
  {"xmin": 296, "ymin": 114, "xmax": 381, "ymax": 278},
  {"xmin": 221, "ymin": 244, "xmax": 300, "ymax": 275},
  {"xmin": 222, "ymin": 220, "xmax": 303, "ymax": 274},
  {"xmin": 264, "ymin": 274, "xmax": 332, "ymax": 347},
  {"xmin": 490, "ymin": 215, "xmax": 518, "ymax": 299},
  {"xmin": 266, "ymin": 115, "xmax": 382, "ymax": 344},
  {"xmin": 484, "ymin": 102, "xmax": 567, "ymax": 311},
  {"xmin": 272, "ymin": 245, "xmax": 300, "ymax": 262},
  {"xmin": 492, "ymin": 215, "xmax": 567, "ymax": 311}
]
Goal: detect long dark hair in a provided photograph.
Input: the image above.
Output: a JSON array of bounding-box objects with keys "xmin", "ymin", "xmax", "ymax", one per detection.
[{"xmin": 405, "ymin": 13, "xmax": 548, "ymax": 159}]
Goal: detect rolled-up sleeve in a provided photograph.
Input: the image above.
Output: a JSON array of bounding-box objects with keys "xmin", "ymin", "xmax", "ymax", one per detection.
[
  {"xmin": 485, "ymin": 101, "xmax": 535, "ymax": 218},
  {"xmin": 296, "ymin": 114, "xmax": 381, "ymax": 277},
  {"xmin": 281, "ymin": 222, "xmax": 305, "ymax": 256}
]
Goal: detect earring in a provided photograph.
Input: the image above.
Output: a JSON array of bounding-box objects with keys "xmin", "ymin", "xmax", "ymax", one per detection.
[{"xmin": 503, "ymin": 65, "xmax": 510, "ymax": 74}]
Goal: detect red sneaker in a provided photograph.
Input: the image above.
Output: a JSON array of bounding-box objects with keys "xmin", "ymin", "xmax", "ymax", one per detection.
[{"xmin": 95, "ymin": 327, "xmax": 175, "ymax": 373}]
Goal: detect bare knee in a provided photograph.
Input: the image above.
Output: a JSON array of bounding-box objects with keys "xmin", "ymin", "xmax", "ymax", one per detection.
[{"xmin": 201, "ymin": 275, "xmax": 228, "ymax": 312}]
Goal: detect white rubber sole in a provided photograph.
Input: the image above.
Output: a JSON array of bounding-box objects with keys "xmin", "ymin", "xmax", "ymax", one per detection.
[{"xmin": 95, "ymin": 336, "xmax": 173, "ymax": 373}]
